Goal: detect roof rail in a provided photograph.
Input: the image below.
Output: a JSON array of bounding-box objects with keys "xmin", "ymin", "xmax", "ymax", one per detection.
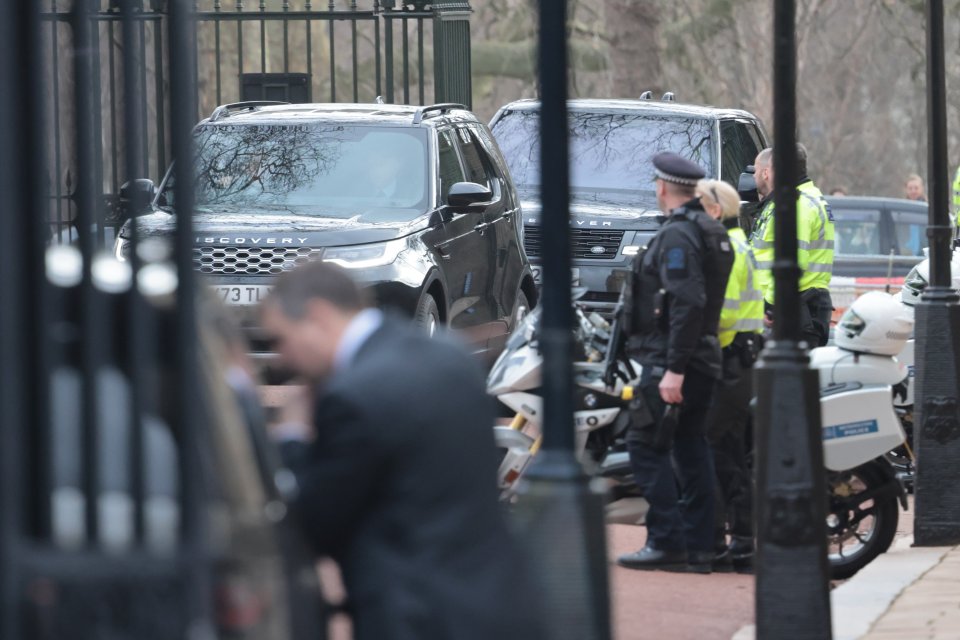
[
  {"xmin": 412, "ymin": 103, "xmax": 467, "ymax": 124},
  {"xmin": 639, "ymin": 91, "xmax": 653, "ymax": 100},
  {"xmin": 209, "ymin": 100, "xmax": 291, "ymax": 122},
  {"xmin": 661, "ymin": 92, "xmax": 675, "ymax": 102}
]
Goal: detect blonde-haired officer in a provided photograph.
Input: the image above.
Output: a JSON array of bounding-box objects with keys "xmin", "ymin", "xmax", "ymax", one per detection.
[{"xmin": 697, "ymin": 178, "xmax": 763, "ymax": 571}]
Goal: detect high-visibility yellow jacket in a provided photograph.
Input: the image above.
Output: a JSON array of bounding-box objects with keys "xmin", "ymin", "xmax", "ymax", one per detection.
[
  {"xmin": 750, "ymin": 180, "xmax": 835, "ymax": 304},
  {"xmin": 719, "ymin": 226, "xmax": 765, "ymax": 349},
  {"xmin": 953, "ymin": 166, "xmax": 960, "ymax": 226}
]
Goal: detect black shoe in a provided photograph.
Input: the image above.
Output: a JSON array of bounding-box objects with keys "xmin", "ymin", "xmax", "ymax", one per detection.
[
  {"xmin": 616, "ymin": 545, "xmax": 688, "ymax": 572},
  {"xmin": 687, "ymin": 550, "xmax": 714, "ymax": 575},
  {"xmin": 711, "ymin": 546, "xmax": 734, "ymax": 573},
  {"xmin": 729, "ymin": 536, "xmax": 754, "ymax": 573}
]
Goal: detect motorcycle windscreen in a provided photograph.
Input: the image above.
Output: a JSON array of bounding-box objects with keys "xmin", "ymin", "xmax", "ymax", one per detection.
[{"xmin": 821, "ymin": 385, "xmax": 906, "ymax": 471}]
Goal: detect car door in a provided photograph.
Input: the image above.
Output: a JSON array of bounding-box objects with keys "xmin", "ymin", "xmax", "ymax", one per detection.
[
  {"xmin": 887, "ymin": 206, "xmax": 928, "ymax": 279},
  {"xmin": 831, "ymin": 204, "xmax": 887, "ymax": 276},
  {"xmin": 448, "ymin": 125, "xmax": 504, "ymax": 351},
  {"xmin": 426, "ymin": 128, "xmax": 491, "ymax": 355},
  {"xmin": 720, "ymin": 119, "xmax": 762, "ymax": 186},
  {"xmin": 467, "ymin": 123, "xmax": 525, "ymax": 353}
]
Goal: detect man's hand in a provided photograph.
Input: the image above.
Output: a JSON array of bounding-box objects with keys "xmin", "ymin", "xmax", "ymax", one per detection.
[
  {"xmin": 659, "ymin": 370, "xmax": 685, "ymax": 404},
  {"xmin": 764, "ymin": 309, "xmax": 774, "ymax": 329}
]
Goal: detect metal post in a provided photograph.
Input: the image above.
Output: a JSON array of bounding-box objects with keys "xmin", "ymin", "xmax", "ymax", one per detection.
[
  {"xmin": 168, "ymin": 0, "xmax": 213, "ymax": 633},
  {"xmin": 431, "ymin": 0, "xmax": 471, "ymax": 107},
  {"xmin": 0, "ymin": 2, "xmax": 29, "ymax": 636},
  {"xmin": 914, "ymin": 0, "xmax": 960, "ymax": 547},
  {"xmin": 510, "ymin": 3, "xmax": 610, "ymax": 640},
  {"xmin": 753, "ymin": 0, "xmax": 832, "ymax": 637}
]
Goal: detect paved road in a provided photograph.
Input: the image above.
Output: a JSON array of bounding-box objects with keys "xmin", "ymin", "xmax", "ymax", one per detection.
[
  {"xmin": 608, "ymin": 524, "xmax": 754, "ymax": 640},
  {"xmin": 325, "ymin": 495, "xmax": 915, "ymax": 640},
  {"xmin": 323, "ymin": 520, "xmax": 755, "ymax": 640}
]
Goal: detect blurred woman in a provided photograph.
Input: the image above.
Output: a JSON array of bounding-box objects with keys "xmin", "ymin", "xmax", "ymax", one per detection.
[{"xmin": 696, "ymin": 179, "xmax": 764, "ymax": 572}]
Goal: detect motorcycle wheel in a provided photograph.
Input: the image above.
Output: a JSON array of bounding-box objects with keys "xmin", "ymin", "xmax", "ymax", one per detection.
[{"xmin": 826, "ymin": 462, "xmax": 899, "ymax": 580}]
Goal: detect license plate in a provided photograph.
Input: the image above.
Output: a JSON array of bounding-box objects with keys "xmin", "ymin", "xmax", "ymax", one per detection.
[
  {"xmin": 212, "ymin": 285, "xmax": 272, "ymax": 306},
  {"xmin": 531, "ymin": 267, "xmax": 580, "ymax": 286}
]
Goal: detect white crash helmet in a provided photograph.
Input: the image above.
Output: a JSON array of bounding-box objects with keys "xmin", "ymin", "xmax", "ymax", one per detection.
[
  {"xmin": 899, "ymin": 247, "xmax": 960, "ymax": 307},
  {"xmin": 835, "ymin": 291, "xmax": 914, "ymax": 356}
]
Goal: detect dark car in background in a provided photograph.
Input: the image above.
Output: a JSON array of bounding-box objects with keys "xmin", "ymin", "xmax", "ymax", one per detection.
[
  {"xmin": 115, "ymin": 101, "xmax": 537, "ymax": 369},
  {"xmin": 827, "ymin": 195, "xmax": 928, "ymax": 318},
  {"xmin": 489, "ymin": 96, "xmax": 769, "ymax": 312}
]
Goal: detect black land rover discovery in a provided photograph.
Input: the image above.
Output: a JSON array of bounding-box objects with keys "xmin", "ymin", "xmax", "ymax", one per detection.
[
  {"xmin": 490, "ymin": 97, "xmax": 769, "ymax": 313},
  {"xmin": 115, "ymin": 101, "xmax": 537, "ymax": 366}
]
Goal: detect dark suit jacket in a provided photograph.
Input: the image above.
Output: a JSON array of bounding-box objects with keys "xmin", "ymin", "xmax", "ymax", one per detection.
[{"xmin": 280, "ymin": 318, "xmax": 544, "ymax": 640}]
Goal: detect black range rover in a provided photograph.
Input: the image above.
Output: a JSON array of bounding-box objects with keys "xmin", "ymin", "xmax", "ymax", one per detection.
[
  {"xmin": 116, "ymin": 101, "xmax": 537, "ymax": 365},
  {"xmin": 489, "ymin": 97, "xmax": 769, "ymax": 312}
]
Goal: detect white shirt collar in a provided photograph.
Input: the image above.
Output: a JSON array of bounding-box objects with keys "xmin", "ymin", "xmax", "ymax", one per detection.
[{"xmin": 334, "ymin": 308, "xmax": 384, "ymax": 372}]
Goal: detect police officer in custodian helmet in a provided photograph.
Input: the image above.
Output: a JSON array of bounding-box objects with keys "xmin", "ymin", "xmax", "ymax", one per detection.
[{"xmin": 617, "ymin": 153, "xmax": 734, "ymax": 574}]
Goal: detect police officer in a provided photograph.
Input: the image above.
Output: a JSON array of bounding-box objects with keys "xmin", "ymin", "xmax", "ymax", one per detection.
[
  {"xmin": 952, "ymin": 166, "xmax": 960, "ymax": 235},
  {"xmin": 751, "ymin": 144, "xmax": 834, "ymax": 347},
  {"xmin": 617, "ymin": 153, "xmax": 734, "ymax": 574},
  {"xmin": 697, "ymin": 179, "xmax": 764, "ymax": 571}
]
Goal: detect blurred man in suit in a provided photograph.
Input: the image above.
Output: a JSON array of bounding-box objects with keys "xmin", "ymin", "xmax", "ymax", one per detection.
[{"xmin": 260, "ymin": 261, "xmax": 543, "ymax": 640}]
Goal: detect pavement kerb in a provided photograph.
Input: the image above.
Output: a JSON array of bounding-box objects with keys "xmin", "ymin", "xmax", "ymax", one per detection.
[{"xmin": 731, "ymin": 535, "xmax": 954, "ymax": 640}]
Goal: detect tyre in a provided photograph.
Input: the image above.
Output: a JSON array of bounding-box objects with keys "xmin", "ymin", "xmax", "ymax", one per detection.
[
  {"xmin": 826, "ymin": 462, "xmax": 900, "ymax": 580},
  {"xmin": 415, "ymin": 293, "xmax": 440, "ymax": 337}
]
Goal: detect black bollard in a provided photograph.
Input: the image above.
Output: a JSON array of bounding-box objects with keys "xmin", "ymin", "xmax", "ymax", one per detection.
[
  {"xmin": 753, "ymin": 1, "xmax": 833, "ymax": 638},
  {"xmin": 510, "ymin": 2, "xmax": 612, "ymax": 640},
  {"xmin": 913, "ymin": 0, "xmax": 960, "ymax": 547}
]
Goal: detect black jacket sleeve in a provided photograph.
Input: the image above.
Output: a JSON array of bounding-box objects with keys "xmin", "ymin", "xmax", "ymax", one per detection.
[
  {"xmin": 657, "ymin": 223, "xmax": 707, "ymax": 374},
  {"xmin": 279, "ymin": 389, "xmax": 388, "ymax": 555}
]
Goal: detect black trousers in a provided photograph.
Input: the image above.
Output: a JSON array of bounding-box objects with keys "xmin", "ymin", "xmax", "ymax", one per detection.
[
  {"xmin": 705, "ymin": 343, "xmax": 754, "ymax": 540},
  {"xmin": 626, "ymin": 367, "xmax": 717, "ymax": 553},
  {"xmin": 800, "ymin": 287, "xmax": 833, "ymax": 348}
]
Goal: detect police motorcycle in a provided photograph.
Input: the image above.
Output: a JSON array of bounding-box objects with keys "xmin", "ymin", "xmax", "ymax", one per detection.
[
  {"xmin": 810, "ymin": 291, "xmax": 914, "ymax": 579},
  {"xmin": 491, "ymin": 286, "xmax": 911, "ymax": 578},
  {"xmin": 488, "ymin": 292, "xmax": 640, "ymax": 501},
  {"xmin": 886, "ymin": 247, "xmax": 960, "ymax": 486}
]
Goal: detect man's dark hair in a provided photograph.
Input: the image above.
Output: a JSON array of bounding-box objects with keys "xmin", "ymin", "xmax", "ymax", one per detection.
[
  {"xmin": 758, "ymin": 143, "xmax": 808, "ymax": 177},
  {"xmin": 665, "ymin": 181, "xmax": 697, "ymax": 199},
  {"xmin": 268, "ymin": 261, "xmax": 368, "ymax": 318}
]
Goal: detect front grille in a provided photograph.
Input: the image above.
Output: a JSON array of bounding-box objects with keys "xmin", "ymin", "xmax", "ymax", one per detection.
[
  {"xmin": 193, "ymin": 246, "xmax": 322, "ymax": 275},
  {"xmin": 524, "ymin": 226, "xmax": 624, "ymax": 260}
]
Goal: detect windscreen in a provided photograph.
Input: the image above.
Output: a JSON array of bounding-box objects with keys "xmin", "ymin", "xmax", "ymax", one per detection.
[
  {"xmin": 492, "ymin": 109, "xmax": 715, "ymax": 200},
  {"xmin": 190, "ymin": 123, "xmax": 430, "ymax": 220}
]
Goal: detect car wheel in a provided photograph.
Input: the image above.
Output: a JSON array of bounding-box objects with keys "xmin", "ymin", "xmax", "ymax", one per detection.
[{"xmin": 415, "ymin": 293, "xmax": 441, "ymax": 337}]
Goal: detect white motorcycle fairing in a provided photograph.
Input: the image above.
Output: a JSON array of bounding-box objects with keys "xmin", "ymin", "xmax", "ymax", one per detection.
[
  {"xmin": 810, "ymin": 346, "xmax": 909, "ymax": 388},
  {"xmin": 820, "ymin": 384, "xmax": 907, "ymax": 471},
  {"xmin": 497, "ymin": 391, "xmax": 622, "ymax": 452},
  {"xmin": 493, "ymin": 427, "xmax": 536, "ymax": 491},
  {"xmin": 896, "ymin": 339, "xmax": 915, "ymax": 407}
]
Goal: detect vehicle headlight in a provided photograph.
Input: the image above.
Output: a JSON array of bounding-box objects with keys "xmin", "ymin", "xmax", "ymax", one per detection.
[
  {"xmin": 323, "ymin": 238, "xmax": 406, "ymax": 269},
  {"xmin": 622, "ymin": 245, "xmax": 641, "ymax": 257}
]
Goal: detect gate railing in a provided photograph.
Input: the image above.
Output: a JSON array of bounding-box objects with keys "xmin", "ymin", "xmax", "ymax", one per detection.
[
  {"xmin": 2, "ymin": 1, "xmax": 210, "ymax": 638},
  {"xmin": 42, "ymin": 0, "xmax": 472, "ymax": 243}
]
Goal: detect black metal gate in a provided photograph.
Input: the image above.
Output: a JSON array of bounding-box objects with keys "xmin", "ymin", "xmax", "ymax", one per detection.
[
  {"xmin": 43, "ymin": 0, "xmax": 473, "ymax": 243},
  {"xmin": 1, "ymin": 1, "xmax": 360, "ymax": 638}
]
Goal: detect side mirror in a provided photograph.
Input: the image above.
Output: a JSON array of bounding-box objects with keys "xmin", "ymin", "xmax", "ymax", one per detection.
[
  {"xmin": 446, "ymin": 182, "xmax": 492, "ymax": 213},
  {"xmin": 119, "ymin": 179, "xmax": 157, "ymax": 219},
  {"xmin": 737, "ymin": 166, "xmax": 759, "ymax": 203}
]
